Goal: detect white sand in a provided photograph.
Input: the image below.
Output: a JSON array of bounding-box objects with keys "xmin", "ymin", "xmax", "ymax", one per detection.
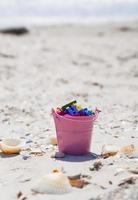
[{"xmin": 0, "ymin": 22, "xmax": 138, "ymax": 200}]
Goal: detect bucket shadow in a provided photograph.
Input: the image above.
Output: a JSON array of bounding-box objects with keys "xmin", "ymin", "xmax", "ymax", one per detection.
[
  {"xmin": 0, "ymin": 153, "xmax": 19, "ymax": 158},
  {"xmin": 57, "ymin": 152, "xmax": 101, "ymax": 162}
]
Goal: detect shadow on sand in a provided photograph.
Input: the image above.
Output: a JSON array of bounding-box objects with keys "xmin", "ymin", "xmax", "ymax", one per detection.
[
  {"xmin": 0, "ymin": 153, "xmax": 19, "ymax": 158},
  {"xmin": 56, "ymin": 152, "xmax": 101, "ymax": 162}
]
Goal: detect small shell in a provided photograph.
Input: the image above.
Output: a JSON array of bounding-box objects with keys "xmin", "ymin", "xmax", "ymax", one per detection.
[
  {"xmin": 119, "ymin": 144, "xmax": 135, "ymax": 156},
  {"xmin": 32, "ymin": 172, "xmax": 72, "ymax": 194},
  {"xmin": 50, "ymin": 136, "xmax": 58, "ymax": 146},
  {"xmin": 0, "ymin": 138, "xmax": 22, "ymax": 154},
  {"xmin": 101, "ymin": 144, "xmax": 119, "ymax": 158},
  {"xmin": 30, "ymin": 148, "xmax": 44, "ymax": 156},
  {"xmin": 119, "ymin": 144, "xmax": 138, "ymax": 158}
]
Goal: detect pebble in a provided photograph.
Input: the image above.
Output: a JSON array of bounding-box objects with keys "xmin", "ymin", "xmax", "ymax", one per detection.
[
  {"xmin": 22, "ymin": 155, "xmax": 30, "ymax": 160},
  {"xmin": 51, "ymin": 152, "xmax": 66, "ymax": 158},
  {"xmin": 26, "ymin": 139, "xmax": 33, "ymax": 144},
  {"xmin": 89, "ymin": 161, "xmax": 103, "ymax": 171},
  {"xmin": 20, "ymin": 151, "xmax": 31, "ymax": 160}
]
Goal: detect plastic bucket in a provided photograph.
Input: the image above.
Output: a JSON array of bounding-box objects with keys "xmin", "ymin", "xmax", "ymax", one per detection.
[{"xmin": 52, "ymin": 109, "xmax": 99, "ymax": 155}]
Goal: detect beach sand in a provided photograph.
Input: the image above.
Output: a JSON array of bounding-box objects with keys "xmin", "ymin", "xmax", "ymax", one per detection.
[{"xmin": 0, "ymin": 21, "xmax": 138, "ymax": 200}]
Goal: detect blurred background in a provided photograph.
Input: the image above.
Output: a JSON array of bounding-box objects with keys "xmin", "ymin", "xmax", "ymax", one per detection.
[
  {"xmin": 0, "ymin": 0, "xmax": 138, "ymax": 28},
  {"xmin": 0, "ymin": 2, "xmax": 138, "ymax": 199}
]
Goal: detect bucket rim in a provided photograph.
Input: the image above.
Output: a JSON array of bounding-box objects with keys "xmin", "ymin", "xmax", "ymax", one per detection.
[{"xmin": 52, "ymin": 108, "xmax": 99, "ymax": 122}]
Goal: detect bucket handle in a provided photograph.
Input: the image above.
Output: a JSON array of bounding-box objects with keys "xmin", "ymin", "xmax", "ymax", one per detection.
[{"xmin": 92, "ymin": 107, "xmax": 101, "ymax": 121}]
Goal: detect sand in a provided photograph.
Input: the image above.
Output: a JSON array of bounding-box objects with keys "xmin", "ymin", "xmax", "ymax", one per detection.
[{"xmin": 0, "ymin": 21, "xmax": 138, "ymax": 200}]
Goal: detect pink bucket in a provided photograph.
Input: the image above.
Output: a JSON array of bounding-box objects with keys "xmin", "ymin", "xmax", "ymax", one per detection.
[{"xmin": 52, "ymin": 109, "xmax": 99, "ymax": 155}]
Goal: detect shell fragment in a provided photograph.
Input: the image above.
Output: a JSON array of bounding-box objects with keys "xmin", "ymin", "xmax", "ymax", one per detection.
[{"xmin": 101, "ymin": 144, "xmax": 119, "ymax": 158}]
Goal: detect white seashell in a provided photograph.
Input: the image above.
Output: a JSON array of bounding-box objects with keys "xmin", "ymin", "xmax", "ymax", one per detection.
[
  {"xmin": 0, "ymin": 138, "xmax": 22, "ymax": 154},
  {"xmin": 101, "ymin": 144, "xmax": 119, "ymax": 158},
  {"xmin": 32, "ymin": 172, "xmax": 72, "ymax": 194}
]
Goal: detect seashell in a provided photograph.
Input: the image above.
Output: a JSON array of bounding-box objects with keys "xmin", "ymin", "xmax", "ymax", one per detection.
[
  {"xmin": 30, "ymin": 148, "xmax": 44, "ymax": 156},
  {"xmin": 69, "ymin": 178, "xmax": 89, "ymax": 188},
  {"xmin": 50, "ymin": 136, "xmax": 58, "ymax": 146},
  {"xmin": 0, "ymin": 138, "xmax": 22, "ymax": 154},
  {"xmin": 68, "ymin": 173, "xmax": 90, "ymax": 188},
  {"xmin": 32, "ymin": 172, "xmax": 72, "ymax": 194},
  {"xmin": 119, "ymin": 144, "xmax": 135, "ymax": 156},
  {"xmin": 119, "ymin": 144, "xmax": 138, "ymax": 158},
  {"xmin": 101, "ymin": 144, "xmax": 119, "ymax": 158},
  {"xmin": 118, "ymin": 177, "xmax": 137, "ymax": 187}
]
